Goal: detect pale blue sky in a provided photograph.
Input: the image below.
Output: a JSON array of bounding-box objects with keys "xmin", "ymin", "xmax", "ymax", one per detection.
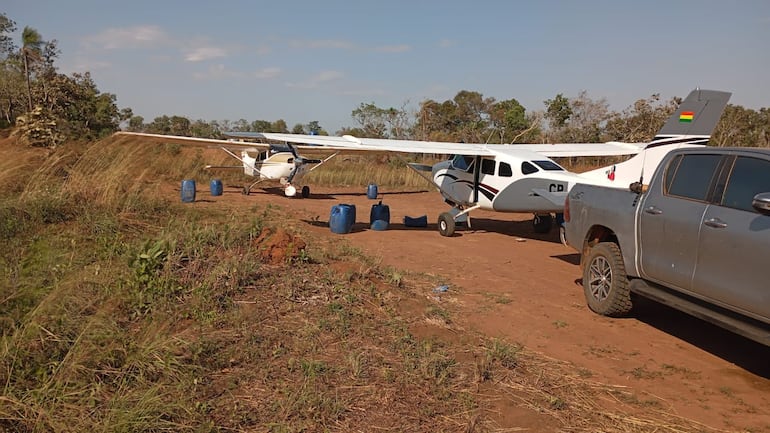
[{"xmin": 5, "ymin": 1, "xmax": 770, "ymax": 133}]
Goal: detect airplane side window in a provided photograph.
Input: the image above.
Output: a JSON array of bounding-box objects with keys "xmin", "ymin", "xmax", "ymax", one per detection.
[
  {"xmin": 481, "ymin": 158, "xmax": 496, "ymax": 175},
  {"xmin": 665, "ymin": 154, "xmax": 721, "ymax": 201},
  {"xmin": 499, "ymin": 162, "xmax": 513, "ymax": 177},
  {"xmin": 521, "ymin": 161, "xmax": 538, "ymax": 175},
  {"xmin": 720, "ymin": 156, "xmax": 770, "ymax": 212}
]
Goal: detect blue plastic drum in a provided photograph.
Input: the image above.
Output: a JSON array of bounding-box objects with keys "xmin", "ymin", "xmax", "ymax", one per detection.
[
  {"xmin": 369, "ymin": 201, "xmax": 390, "ymax": 230},
  {"xmin": 366, "ymin": 183, "xmax": 378, "ymax": 200},
  {"xmin": 181, "ymin": 179, "xmax": 196, "ymax": 203},
  {"xmin": 330, "ymin": 204, "xmax": 356, "ymax": 234},
  {"xmin": 210, "ymin": 179, "xmax": 223, "ymax": 196}
]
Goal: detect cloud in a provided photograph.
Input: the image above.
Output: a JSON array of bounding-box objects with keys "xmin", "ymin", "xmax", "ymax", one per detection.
[
  {"xmin": 192, "ymin": 64, "xmax": 243, "ymax": 80},
  {"xmin": 254, "ymin": 67, "xmax": 282, "ymax": 79},
  {"xmin": 288, "ymin": 39, "xmax": 355, "ymax": 50},
  {"xmin": 286, "ymin": 70, "xmax": 344, "ymax": 89},
  {"xmin": 375, "ymin": 44, "xmax": 411, "ymax": 53},
  {"xmin": 185, "ymin": 46, "xmax": 228, "ymax": 62},
  {"xmin": 438, "ymin": 39, "xmax": 454, "ymax": 48},
  {"xmin": 83, "ymin": 25, "xmax": 167, "ymax": 50}
]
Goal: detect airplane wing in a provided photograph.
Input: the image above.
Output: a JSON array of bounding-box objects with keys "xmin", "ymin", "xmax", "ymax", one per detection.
[
  {"xmin": 117, "ymin": 131, "xmax": 643, "ymax": 158},
  {"xmin": 229, "ymin": 132, "xmax": 644, "ymax": 157},
  {"xmin": 114, "ymin": 131, "xmax": 274, "ymax": 150}
]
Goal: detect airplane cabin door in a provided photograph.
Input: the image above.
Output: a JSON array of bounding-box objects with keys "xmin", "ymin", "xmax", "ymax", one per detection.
[{"xmin": 476, "ymin": 157, "xmax": 498, "ymax": 208}]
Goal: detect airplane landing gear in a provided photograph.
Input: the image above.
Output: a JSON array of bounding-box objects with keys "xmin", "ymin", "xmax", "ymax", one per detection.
[
  {"xmin": 242, "ymin": 186, "xmax": 250, "ymax": 195},
  {"xmin": 301, "ymin": 185, "xmax": 310, "ymax": 198},
  {"xmin": 438, "ymin": 212, "xmax": 456, "ymax": 237},
  {"xmin": 533, "ymin": 213, "xmax": 553, "ymax": 234}
]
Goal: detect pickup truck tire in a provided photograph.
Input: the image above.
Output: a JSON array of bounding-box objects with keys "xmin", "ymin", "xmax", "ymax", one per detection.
[{"xmin": 583, "ymin": 242, "xmax": 632, "ymax": 317}]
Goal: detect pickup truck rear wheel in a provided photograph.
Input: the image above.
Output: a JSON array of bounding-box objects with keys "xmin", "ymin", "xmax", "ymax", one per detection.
[{"xmin": 583, "ymin": 242, "xmax": 632, "ymax": 317}]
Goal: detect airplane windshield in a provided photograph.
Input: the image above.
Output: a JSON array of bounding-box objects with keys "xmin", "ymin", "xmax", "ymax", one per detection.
[
  {"xmin": 451, "ymin": 155, "xmax": 475, "ymax": 172},
  {"xmin": 533, "ymin": 160, "xmax": 565, "ymax": 171}
]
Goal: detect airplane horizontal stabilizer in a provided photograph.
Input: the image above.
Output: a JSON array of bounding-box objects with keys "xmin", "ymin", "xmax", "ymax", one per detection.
[{"xmin": 407, "ymin": 163, "xmax": 433, "ymax": 172}]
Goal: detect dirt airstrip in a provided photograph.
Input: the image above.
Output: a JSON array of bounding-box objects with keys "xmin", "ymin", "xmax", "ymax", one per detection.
[{"xmin": 188, "ymin": 182, "xmax": 769, "ymax": 432}]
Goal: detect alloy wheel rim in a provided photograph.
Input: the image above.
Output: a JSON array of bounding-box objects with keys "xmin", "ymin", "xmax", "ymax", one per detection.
[{"xmin": 588, "ymin": 256, "xmax": 611, "ymax": 301}]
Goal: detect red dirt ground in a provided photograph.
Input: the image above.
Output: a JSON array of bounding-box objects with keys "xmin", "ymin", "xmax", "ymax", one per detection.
[{"xmin": 188, "ymin": 182, "xmax": 770, "ymax": 432}]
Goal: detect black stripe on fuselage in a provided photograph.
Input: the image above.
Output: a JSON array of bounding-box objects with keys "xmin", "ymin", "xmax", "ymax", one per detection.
[{"xmin": 647, "ymin": 136, "xmax": 709, "ymax": 149}]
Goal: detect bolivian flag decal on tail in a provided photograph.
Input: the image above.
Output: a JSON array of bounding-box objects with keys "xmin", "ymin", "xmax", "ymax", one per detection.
[{"xmin": 679, "ymin": 111, "xmax": 694, "ymax": 123}]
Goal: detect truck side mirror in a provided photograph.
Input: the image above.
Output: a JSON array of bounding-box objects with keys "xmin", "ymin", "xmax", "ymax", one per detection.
[
  {"xmin": 751, "ymin": 192, "xmax": 770, "ymax": 215},
  {"xmin": 629, "ymin": 182, "xmax": 649, "ymax": 194}
]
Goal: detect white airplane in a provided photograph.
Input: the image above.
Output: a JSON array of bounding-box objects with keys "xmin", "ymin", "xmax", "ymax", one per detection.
[
  {"xmin": 220, "ymin": 88, "xmax": 730, "ymax": 237},
  {"xmin": 114, "ymin": 131, "xmax": 341, "ymax": 197}
]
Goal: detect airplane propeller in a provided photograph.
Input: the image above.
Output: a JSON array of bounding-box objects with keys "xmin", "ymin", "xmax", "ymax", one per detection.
[{"xmin": 285, "ymin": 145, "xmax": 322, "ymax": 184}]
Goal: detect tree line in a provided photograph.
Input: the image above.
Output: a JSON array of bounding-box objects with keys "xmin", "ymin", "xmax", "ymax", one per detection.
[
  {"xmin": 0, "ymin": 13, "xmax": 132, "ymax": 147},
  {"xmin": 2, "ymin": 12, "xmax": 768, "ymax": 148}
]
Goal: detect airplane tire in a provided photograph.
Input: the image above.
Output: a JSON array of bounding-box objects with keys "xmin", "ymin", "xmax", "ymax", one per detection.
[
  {"xmin": 582, "ymin": 242, "xmax": 632, "ymax": 317},
  {"xmin": 559, "ymin": 226, "xmax": 568, "ymax": 246},
  {"xmin": 533, "ymin": 214, "xmax": 553, "ymax": 233},
  {"xmin": 438, "ymin": 212, "xmax": 455, "ymax": 237},
  {"xmin": 301, "ymin": 186, "xmax": 310, "ymax": 198}
]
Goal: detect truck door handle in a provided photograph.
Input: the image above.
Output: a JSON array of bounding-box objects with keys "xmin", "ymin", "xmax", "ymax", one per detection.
[
  {"xmin": 644, "ymin": 206, "xmax": 662, "ymax": 215},
  {"xmin": 704, "ymin": 218, "xmax": 727, "ymax": 229}
]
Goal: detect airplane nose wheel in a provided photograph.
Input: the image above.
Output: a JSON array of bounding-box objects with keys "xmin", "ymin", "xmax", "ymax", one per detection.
[{"xmin": 438, "ymin": 212, "xmax": 456, "ymax": 237}]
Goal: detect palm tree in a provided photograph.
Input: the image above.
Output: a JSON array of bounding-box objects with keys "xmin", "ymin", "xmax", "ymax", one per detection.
[{"xmin": 21, "ymin": 26, "xmax": 42, "ymax": 112}]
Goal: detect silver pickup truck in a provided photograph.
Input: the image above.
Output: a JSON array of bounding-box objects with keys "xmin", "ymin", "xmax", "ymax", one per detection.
[{"xmin": 564, "ymin": 146, "xmax": 770, "ymax": 345}]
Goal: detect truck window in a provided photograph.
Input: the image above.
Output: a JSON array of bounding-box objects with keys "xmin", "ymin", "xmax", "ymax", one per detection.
[
  {"xmin": 664, "ymin": 154, "xmax": 721, "ymax": 201},
  {"xmin": 720, "ymin": 156, "xmax": 770, "ymax": 212},
  {"xmin": 481, "ymin": 158, "xmax": 496, "ymax": 175}
]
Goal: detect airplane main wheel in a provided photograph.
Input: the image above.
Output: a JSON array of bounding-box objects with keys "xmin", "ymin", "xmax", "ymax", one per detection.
[
  {"xmin": 559, "ymin": 226, "xmax": 568, "ymax": 246},
  {"xmin": 533, "ymin": 214, "xmax": 553, "ymax": 233},
  {"xmin": 438, "ymin": 212, "xmax": 456, "ymax": 237},
  {"xmin": 301, "ymin": 186, "xmax": 310, "ymax": 198}
]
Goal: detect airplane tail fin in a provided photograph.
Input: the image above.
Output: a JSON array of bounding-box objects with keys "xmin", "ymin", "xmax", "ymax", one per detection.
[
  {"xmin": 578, "ymin": 88, "xmax": 730, "ymax": 187},
  {"xmin": 647, "ymin": 88, "xmax": 731, "ymax": 148}
]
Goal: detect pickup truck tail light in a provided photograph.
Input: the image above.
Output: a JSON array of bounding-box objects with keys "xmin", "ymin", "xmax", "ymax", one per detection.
[{"xmin": 564, "ymin": 195, "xmax": 571, "ymax": 222}]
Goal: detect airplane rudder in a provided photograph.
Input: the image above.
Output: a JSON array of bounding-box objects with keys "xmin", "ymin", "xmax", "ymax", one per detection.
[{"xmin": 655, "ymin": 89, "xmax": 731, "ymax": 139}]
